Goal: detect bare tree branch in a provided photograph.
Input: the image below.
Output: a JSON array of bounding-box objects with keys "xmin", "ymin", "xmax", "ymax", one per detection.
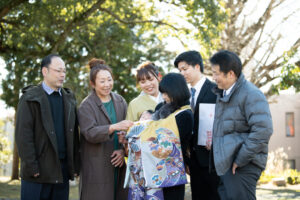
[
  {"xmin": 262, "ymin": 35, "xmax": 282, "ymax": 67},
  {"xmin": 243, "ymin": 22, "xmax": 266, "ymax": 68},
  {"xmin": 251, "ymin": 37, "xmax": 300, "ymax": 86},
  {"xmin": 98, "ymin": 7, "xmax": 179, "ymax": 30},
  {"xmin": 239, "ymin": 1, "xmax": 273, "ymax": 49},
  {"xmin": 159, "ymin": 0, "xmax": 182, "ymax": 7}
]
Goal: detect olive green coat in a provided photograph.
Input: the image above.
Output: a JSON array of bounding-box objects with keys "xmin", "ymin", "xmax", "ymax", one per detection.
[{"xmin": 15, "ymin": 84, "xmax": 80, "ymax": 183}]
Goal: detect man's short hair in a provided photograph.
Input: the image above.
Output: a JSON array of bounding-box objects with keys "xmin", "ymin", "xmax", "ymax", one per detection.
[
  {"xmin": 209, "ymin": 50, "xmax": 242, "ymax": 77},
  {"xmin": 41, "ymin": 54, "xmax": 60, "ymax": 71},
  {"xmin": 174, "ymin": 50, "xmax": 204, "ymax": 72}
]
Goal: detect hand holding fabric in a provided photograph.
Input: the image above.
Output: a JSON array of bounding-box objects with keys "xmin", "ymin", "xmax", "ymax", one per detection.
[
  {"xmin": 117, "ymin": 131, "xmax": 128, "ymax": 144},
  {"xmin": 110, "ymin": 120, "xmax": 133, "ymax": 133}
]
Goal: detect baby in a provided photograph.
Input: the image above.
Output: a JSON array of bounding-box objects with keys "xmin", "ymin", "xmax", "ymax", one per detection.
[
  {"xmin": 117, "ymin": 110, "xmax": 154, "ymax": 145},
  {"xmin": 139, "ymin": 110, "xmax": 154, "ymax": 121}
]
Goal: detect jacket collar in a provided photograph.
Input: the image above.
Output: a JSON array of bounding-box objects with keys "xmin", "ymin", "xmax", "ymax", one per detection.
[
  {"xmin": 22, "ymin": 84, "xmax": 75, "ymax": 155},
  {"xmin": 90, "ymin": 89, "xmax": 123, "ymax": 123},
  {"xmin": 23, "ymin": 84, "xmax": 74, "ymax": 103},
  {"xmin": 91, "ymin": 89, "xmax": 122, "ymax": 106},
  {"xmin": 196, "ymin": 78, "xmax": 210, "ymax": 103},
  {"xmin": 213, "ymin": 73, "xmax": 245, "ymax": 103},
  {"xmin": 193, "ymin": 78, "xmax": 211, "ymax": 114},
  {"xmin": 42, "ymin": 82, "xmax": 62, "ymax": 96}
]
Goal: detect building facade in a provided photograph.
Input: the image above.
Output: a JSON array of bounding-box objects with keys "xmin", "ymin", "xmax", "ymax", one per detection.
[{"xmin": 268, "ymin": 93, "xmax": 300, "ymax": 170}]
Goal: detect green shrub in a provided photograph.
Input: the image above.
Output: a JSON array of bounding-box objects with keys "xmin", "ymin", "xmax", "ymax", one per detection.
[
  {"xmin": 258, "ymin": 148, "xmax": 300, "ymax": 185},
  {"xmin": 259, "ymin": 171, "xmax": 276, "ymax": 184},
  {"xmin": 284, "ymin": 169, "xmax": 300, "ymax": 185},
  {"xmin": 259, "ymin": 169, "xmax": 300, "ymax": 185}
]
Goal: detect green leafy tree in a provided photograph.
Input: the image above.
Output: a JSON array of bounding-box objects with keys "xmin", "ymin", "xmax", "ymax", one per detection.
[
  {"xmin": 270, "ymin": 50, "xmax": 300, "ymax": 94},
  {"xmin": 0, "ymin": 0, "xmax": 225, "ymax": 179}
]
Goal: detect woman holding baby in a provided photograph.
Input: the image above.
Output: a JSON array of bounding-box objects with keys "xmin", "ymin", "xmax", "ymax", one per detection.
[{"xmin": 125, "ymin": 73, "xmax": 194, "ymax": 200}]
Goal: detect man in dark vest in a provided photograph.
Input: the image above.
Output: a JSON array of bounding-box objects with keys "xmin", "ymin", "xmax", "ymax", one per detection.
[
  {"xmin": 15, "ymin": 54, "xmax": 80, "ymax": 200},
  {"xmin": 174, "ymin": 50, "xmax": 220, "ymax": 200}
]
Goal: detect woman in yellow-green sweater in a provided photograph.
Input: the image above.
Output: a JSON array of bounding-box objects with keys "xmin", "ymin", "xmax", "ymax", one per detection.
[{"xmin": 126, "ymin": 61, "xmax": 163, "ymax": 121}]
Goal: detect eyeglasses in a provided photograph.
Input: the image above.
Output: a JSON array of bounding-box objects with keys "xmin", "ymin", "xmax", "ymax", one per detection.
[{"xmin": 48, "ymin": 67, "xmax": 66, "ymax": 74}]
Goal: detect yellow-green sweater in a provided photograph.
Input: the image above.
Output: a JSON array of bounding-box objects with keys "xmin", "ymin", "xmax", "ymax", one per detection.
[{"xmin": 126, "ymin": 93, "xmax": 158, "ymax": 121}]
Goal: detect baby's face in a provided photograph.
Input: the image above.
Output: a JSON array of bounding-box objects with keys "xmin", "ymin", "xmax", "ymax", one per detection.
[{"xmin": 140, "ymin": 111, "xmax": 152, "ymax": 121}]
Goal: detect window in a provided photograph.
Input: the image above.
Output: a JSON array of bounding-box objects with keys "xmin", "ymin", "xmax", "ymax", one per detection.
[
  {"xmin": 286, "ymin": 112, "xmax": 295, "ymax": 137},
  {"xmin": 285, "ymin": 159, "xmax": 296, "ymax": 169}
]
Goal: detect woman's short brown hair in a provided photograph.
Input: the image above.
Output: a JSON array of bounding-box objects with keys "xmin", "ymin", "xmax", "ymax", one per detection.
[
  {"xmin": 136, "ymin": 61, "xmax": 159, "ymax": 83},
  {"xmin": 88, "ymin": 58, "xmax": 113, "ymax": 84}
]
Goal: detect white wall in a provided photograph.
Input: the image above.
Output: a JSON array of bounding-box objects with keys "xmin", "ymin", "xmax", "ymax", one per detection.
[{"xmin": 268, "ymin": 93, "xmax": 300, "ymax": 170}]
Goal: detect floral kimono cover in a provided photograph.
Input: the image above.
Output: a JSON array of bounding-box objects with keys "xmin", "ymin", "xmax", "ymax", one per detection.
[{"xmin": 124, "ymin": 106, "xmax": 189, "ymax": 200}]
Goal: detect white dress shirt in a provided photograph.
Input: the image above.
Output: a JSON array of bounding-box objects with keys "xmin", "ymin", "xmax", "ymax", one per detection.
[
  {"xmin": 190, "ymin": 76, "xmax": 206, "ymax": 106},
  {"xmin": 149, "ymin": 92, "xmax": 164, "ymax": 104},
  {"xmin": 223, "ymin": 82, "xmax": 236, "ymax": 97},
  {"xmin": 42, "ymin": 81, "xmax": 62, "ymax": 96}
]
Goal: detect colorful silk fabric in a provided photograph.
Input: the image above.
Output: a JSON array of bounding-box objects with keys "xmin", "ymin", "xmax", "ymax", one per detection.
[{"xmin": 124, "ymin": 106, "xmax": 189, "ymax": 200}]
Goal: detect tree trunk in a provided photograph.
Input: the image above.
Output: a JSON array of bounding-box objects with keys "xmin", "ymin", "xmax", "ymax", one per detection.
[
  {"xmin": 11, "ymin": 141, "xmax": 19, "ymax": 180},
  {"xmin": 11, "ymin": 111, "xmax": 19, "ymax": 180}
]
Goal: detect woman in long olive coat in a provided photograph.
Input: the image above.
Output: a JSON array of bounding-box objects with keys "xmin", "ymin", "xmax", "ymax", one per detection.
[{"xmin": 78, "ymin": 59, "xmax": 132, "ymax": 200}]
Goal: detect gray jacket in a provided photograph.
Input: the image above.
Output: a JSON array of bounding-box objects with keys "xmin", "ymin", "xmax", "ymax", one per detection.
[{"xmin": 212, "ymin": 73, "xmax": 273, "ymax": 176}]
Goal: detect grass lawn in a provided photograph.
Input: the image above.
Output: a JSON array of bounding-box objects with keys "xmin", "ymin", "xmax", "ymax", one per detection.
[
  {"xmin": 0, "ymin": 176, "xmax": 79, "ymax": 199},
  {"xmin": 257, "ymin": 183, "xmax": 300, "ymax": 200},
  {"xmin": 1, "ymin": 176, "xmax": 300, "ymax": 200}
]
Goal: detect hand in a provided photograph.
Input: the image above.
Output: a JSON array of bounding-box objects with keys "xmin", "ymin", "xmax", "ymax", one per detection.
[
  {"xmin": 185, "ymin": 166, "xmax": 190, "ymax": 175},
  {"xmin": 206, "ymin": 139, "xmax": 212, "ymax": 151},
  {"xmin": 110, "ymin": 120, "xmax": 133, "ymax": 133},
  {"xmin": 205, "ymin": 142, "xmax": 211, "ymax": 151},
  {"xmin": 33, "ymin": 173, "xmax": 40, "ymax": 178},
  {"xmin": 232, "ymin": 162, "xmax": 238, "ymax": 175},
  {"xmin": 117, "ymin": 131, "xmax": 128, "ymax": 144},
  {"xmin": 186, "ymin": 148, "xmax": 191, "ymax": 159},
  {"xmin": 111, "ymin": 149, "xmax": 125, "ymax": 167}
]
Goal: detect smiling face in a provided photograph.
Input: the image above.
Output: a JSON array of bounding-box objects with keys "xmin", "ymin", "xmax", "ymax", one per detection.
[
  {"xmin": 138, "ymin": 73, "xmax": 159, "ymax": 97},
  {"xmin": 42, "ymin": 57, "xmax": 66, "ymax": 91},
  {"xmin": 92, "ymin": 69, "xmax": 114, "ymax": 101},
  {"xmin": 212, "ymin": 64, "xmax": 236, "ymax": 90},
  {"xmin": 177, "ymin": 61, "xmax": 201, "ymax": 87}
]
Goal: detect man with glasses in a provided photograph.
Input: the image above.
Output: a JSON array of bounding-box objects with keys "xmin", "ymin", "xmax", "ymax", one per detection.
[
  {"xmin": 174, "ymin": 50, "xmax": 220, "ymax": 200},
  {"xmin": 15, "ymin": 54, "xmax": 80, "ymax": 200}
]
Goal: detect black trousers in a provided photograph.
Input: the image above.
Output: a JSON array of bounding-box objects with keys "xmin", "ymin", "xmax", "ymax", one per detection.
[
  {"xmin": 218, "ymin": 163, "xmax": 262, "ymax": 200},
  {"xmin": 190, "ymin": 155, "xmax": 220, "ymax": 200},
  {"xmin": 21, "ymin": 159, "xmax": 69, "ymax": 200},
  {"xmin": 163, "ymin": 184, "xmax": 185, "ymax": 200}
]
